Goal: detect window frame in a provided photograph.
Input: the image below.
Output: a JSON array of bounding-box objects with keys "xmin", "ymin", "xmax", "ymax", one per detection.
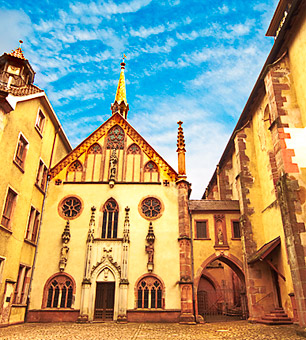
[
  {"xmin": 194, "ymin": 219, "xmax": 210, "ymax": 240},
  {"xmin": 0, "ymin": 257, "xmax": 5, "ymax": 285},
  {"xmin": 231, "ymin": 220, "xmax": 241, "ymax": 240},
  {"xmin": 42, "ymin": 273, "xmax": 76, "ymax": 309},
  {"xmin": 25, "ymin": 206, "xmax": 40, "ymax": 244},
  {"xmin": 101, "ymin": 198, "xmax": 119, "ymax": 239},
  {"xmin": 35, "ymin": 109, "xmax": 46, "ymax": 136},
  {"xmin": 13, "ymin": 264, "xmax": 31, "ymax": 305},
  {"xmin": 14, "ymin": 132, "xmax": 29, "ymax": 172},
  {"xmin": 36, "ymin": 159, "xmax": 48, "ymax": 192},
  {"xmin": 136, "ymin": 275, "xmax": 164, "ymax": 310},
  {"xmin": 1, "ymin": 187, "xmax": 18, "ymax": 231}
]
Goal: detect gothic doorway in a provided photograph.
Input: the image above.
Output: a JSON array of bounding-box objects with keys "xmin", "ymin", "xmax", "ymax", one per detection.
[{"xmin": 94, "ymin": 282, "xmax": 115, "ymax": 320}]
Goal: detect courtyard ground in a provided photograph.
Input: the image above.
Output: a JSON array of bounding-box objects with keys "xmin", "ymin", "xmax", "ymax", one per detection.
[{"xmin": 0, "ymin": 321, "xmax": 305, "ymax": 340}]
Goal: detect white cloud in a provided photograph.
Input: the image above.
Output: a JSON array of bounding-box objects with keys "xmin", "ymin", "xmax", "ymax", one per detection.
[
  {"xmin": 0, "ymin": 9, "xmax": 32, "ymax": 53},
  {"xmin": 130, "ymin": 25, "xmax": 166, "ymax": 38},
  {"xmin": 70, "ymin": 0, "xmax": 152, "ymax": 16},
  {"xmin": 218, "ymin": 4, "xmax": 229, "ymax": 14}
]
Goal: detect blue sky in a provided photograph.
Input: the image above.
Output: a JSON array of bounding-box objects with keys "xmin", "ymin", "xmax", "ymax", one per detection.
[{"xmin": 0, "ymin": 0, "xmax": 278, "ymax": 198}]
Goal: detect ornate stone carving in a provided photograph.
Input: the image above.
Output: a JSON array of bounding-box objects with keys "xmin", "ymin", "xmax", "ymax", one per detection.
[
  {"xmin": 145, "ymin": 222, "xmax": 155, "ymax": 272},
  {"xmin": 91, "ymin": 247, "xmax": 121, "ymax": 275},
  {"xmin": 109, "ymin": 148, "xmax": 118, "ymax": 188},
  {"xmin": 59, "ymin": 220, "xmax": 71, "ymax": 272},
  {"xmin": 123, "ymin": 207, "xmax": 130, "ymax": 243}
]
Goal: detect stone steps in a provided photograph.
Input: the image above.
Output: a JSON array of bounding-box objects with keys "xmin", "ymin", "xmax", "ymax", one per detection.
[{"xmin": 255, "ymin": 308, "xmax": 293, "ymax": 325}]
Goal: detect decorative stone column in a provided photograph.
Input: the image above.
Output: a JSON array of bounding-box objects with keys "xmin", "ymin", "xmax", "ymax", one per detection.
[
  {"xmin": 117, "ymin": 207, "xmax": 130, "ymax": 323},
  {"xmin": 176, "ymin": 121, "xmax": 195, "ymax": 324},
  {"xmin": 78, "ymin": 207, "xmax": 95, "ymax": 323}
]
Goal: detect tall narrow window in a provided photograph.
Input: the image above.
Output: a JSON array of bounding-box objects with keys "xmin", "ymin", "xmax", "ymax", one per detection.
[
  {"xmin": 1, "ymin": 188, "xmax": 17, "ymax": 229},
  {"xmin": 35, "ymin": 110, "xmax": 45, "ymax": 134},
  {"xmin": 13, "ymin": 265, "xmax": 31, "ymax": 304},
  {"xmin": 137, "ymin": 276, "xmax": 163, "ymax": 309},
  {"xmin": 14, "ymin": 134, "xmax": 28, "ymax": 170},
  {"xmin": 195, "ymin": 220, "xmax": 209, "ymax": 239},
  {"xmin": 232, "ymin": 220, "xmax": 241, "ymax": 239},
  {"xmin": 86, "ymin": 143, "xmax": 102, "ymax": 181},
  {"xmin": 36, "ymin": 160, "xmax": 48, "ymax": 192},
  {"xmin": 25, "ymin": 207, "xmax": 40, "ymax": 243},
  {"xmin": 101, "ymin": 199, "xmax": 119, "ymax": 239},
  {"xmin": 43, "ymin": 274, "xmax": 74, "ymax": 308}
]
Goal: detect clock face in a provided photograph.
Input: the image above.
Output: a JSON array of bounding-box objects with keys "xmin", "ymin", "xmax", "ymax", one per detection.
[{"xmin": 7, "ymin": 65, "xmax": 20, "ymax": 75}]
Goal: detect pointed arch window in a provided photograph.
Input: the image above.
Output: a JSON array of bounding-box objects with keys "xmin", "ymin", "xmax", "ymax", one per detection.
[
  {"xmin": 126, "ymin": 144, "xmax": 141, "ymax": 182},
  {"xmin": 66, "ymin": 160, "xmax": 83, "ymax": 182},
  {"xmin": 144, "ymin": 161, "xmax": 159, "ymax": 182},
  {"xmin": 101, "ymin": 199, "xmax": 119, "ymax": 238},
  {"xmin": 127, "ymin": 143, "xmax": 140, "ymax": 155},
  {"xmin": 137, "ymin": 276, "xmax": 164, "ymax": 309},
  {"xmin": 86, "ymin": 143, "xmax": 102, "ymax": 181},
  {"xmin": 106, "ymin": 125, "xmax": 125, "ymax": 150},
  {"xmin": 43, "ymin": 274, "xmax": 75, "ymax": 309}
]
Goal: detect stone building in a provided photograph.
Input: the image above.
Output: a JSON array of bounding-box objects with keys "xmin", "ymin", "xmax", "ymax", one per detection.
[
  {"xmin": 0, "ymin": 44, "xmax": 71, "ymax": 326},
  {"xmin": 1, "ymin": 0, "xmax": 306, "ymax": 330},
  {"xmin": 198, "ymin": 0, "xmax": 306, "ymax": 327},
  {"xmin": 27, "ymin": 59, "xmax": 195, "ymax": 323}
]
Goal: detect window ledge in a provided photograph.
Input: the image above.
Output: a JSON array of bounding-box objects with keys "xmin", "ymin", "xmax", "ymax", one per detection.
[
  {"xmin": 94, "ymin": 238, "xmax": 123, "ymax": 241},
  {"xmin": 0, "ymin": 224, "xmax": 13, "ymax": 234},
  {"xmin": 24, "ymin": 238, "xmax": 37, "ymax": 247},
  {"xmin": 11, "ymin": 304, "xmax": 27, "ymax": 308},
  {"xmin": 35, "ymin": 126, "xmax": 43, "ymax": 138},
  {"xmin": 35, "ymin": 182, "xmax": 46, "ymax": 195},
  {"xmin": 194, "ymin": 238, "xmax": 211, "ymax": 240},
  {"xmin": 231, "ymin": 238, "xmax": 241, "ymax": 241},
  {"xmin": 13, "ymin": 159, "xmax": 25, "ymax": 173}
]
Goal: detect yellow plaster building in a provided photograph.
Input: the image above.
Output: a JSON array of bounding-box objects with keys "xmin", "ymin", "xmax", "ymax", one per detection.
[
  {"xmin": 27, "ymin": 59, "xmax": 195, "ymax": 323},
  {"xmin": 0, "ymin": 45, "xmax": 71, "ymax": 326}
]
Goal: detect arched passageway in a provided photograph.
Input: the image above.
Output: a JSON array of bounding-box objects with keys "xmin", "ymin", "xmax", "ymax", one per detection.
[{"xmin": 195, "ymin": 254, "xmax": 248, "ymax": 322}]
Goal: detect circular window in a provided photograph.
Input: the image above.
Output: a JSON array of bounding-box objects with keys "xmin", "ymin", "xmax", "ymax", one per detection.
[
  {"xmin": 139, "ymin": 196, "xmax": 163, "ymax": 220},
  {"xmin": 58, "ymin": 196, "xmax": 83, "ymax": 220}
]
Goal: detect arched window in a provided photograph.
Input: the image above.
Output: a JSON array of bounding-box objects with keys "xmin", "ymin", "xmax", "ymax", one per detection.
[
  {"xmin": 66, "ymin": 160, "xmax": 83, "ymax": 182},
  {"xmin": 126, "ymin": 144, "xmax": 141, "ymax": 182},
  {"xmin": 144, "ymin": 161, "xmax": 159, "ymax": 182},
  {"xmin": 101, "ymin": 199, "xmax": 119, "ymax": 238},
  {"xmin": 86, "ymin": 143, "xmax": 102, "ymax": 181},
  {"xmin": 43, "ymin": 273, "xmax": 75, "ymax": 309},
  {"xmin": 136, "ymin": 276, "xmax": 164, "ymax": 309},
  {"xmin": 106, "ymin": 125, "xmax": 125, "ymax": 150}
]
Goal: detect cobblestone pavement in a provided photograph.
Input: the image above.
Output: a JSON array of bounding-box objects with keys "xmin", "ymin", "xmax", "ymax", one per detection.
[{"xmin": 0, "ymin": 321, "xmax": 305, "ymax": 340}]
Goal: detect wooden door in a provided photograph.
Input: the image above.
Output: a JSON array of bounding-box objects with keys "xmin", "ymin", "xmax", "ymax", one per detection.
[{"xmin": 94, "ymin": 282, "xmax": 115, "ymax": 320}]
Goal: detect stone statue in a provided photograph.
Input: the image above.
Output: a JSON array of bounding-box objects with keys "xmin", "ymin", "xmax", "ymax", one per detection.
[
  {"xmin": 59, "ymin": 245, "xmax": 69, "ymax": 271},
  {"xmin": 218, "ymin": 228, "xmax": 224, "ymax": 245},
  {"xmin": 145, "ymin": 244, "xmax": 154, "ymax": 264},
  {"xmin": 109, "ymin": 148, "xmax": 118, "ymax": 180}
]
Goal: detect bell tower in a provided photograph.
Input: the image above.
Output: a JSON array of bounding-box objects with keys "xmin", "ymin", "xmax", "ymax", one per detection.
[{"xmin": 0, "ymin": 41, "xmax": 35, "ymax": 90}]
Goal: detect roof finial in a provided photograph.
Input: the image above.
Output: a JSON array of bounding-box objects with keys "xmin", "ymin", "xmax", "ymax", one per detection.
[
  {"xmin": 111, "ymin": 56, "xmax": 129, "ymax": 119},
  {"xmin": 177, "ymin": 121, "xmax": 186, "ymax": 177},
  {"xmin": 9, "ymin": 40, "xmax": 26, "ymax": 60}
]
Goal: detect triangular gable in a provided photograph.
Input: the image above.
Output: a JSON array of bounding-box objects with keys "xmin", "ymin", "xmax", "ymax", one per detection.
[{"xmin": 49, "ymin": 112, "xmax": 178, "ymax": 180}]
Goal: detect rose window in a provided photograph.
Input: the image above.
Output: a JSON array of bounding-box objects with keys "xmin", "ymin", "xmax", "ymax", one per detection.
[
  {"xmin": 140, "ymin": 197, "xmax": 163, "ymax": 220},
  {"xmin": 59, "ymin": 197, "xmax": 83, "ymax": 219}
]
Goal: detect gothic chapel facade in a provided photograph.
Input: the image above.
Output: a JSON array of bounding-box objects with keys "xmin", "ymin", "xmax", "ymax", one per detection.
[{"xmin": 27, "ymin": 60, "xmax": 195, "ymax": 323}]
